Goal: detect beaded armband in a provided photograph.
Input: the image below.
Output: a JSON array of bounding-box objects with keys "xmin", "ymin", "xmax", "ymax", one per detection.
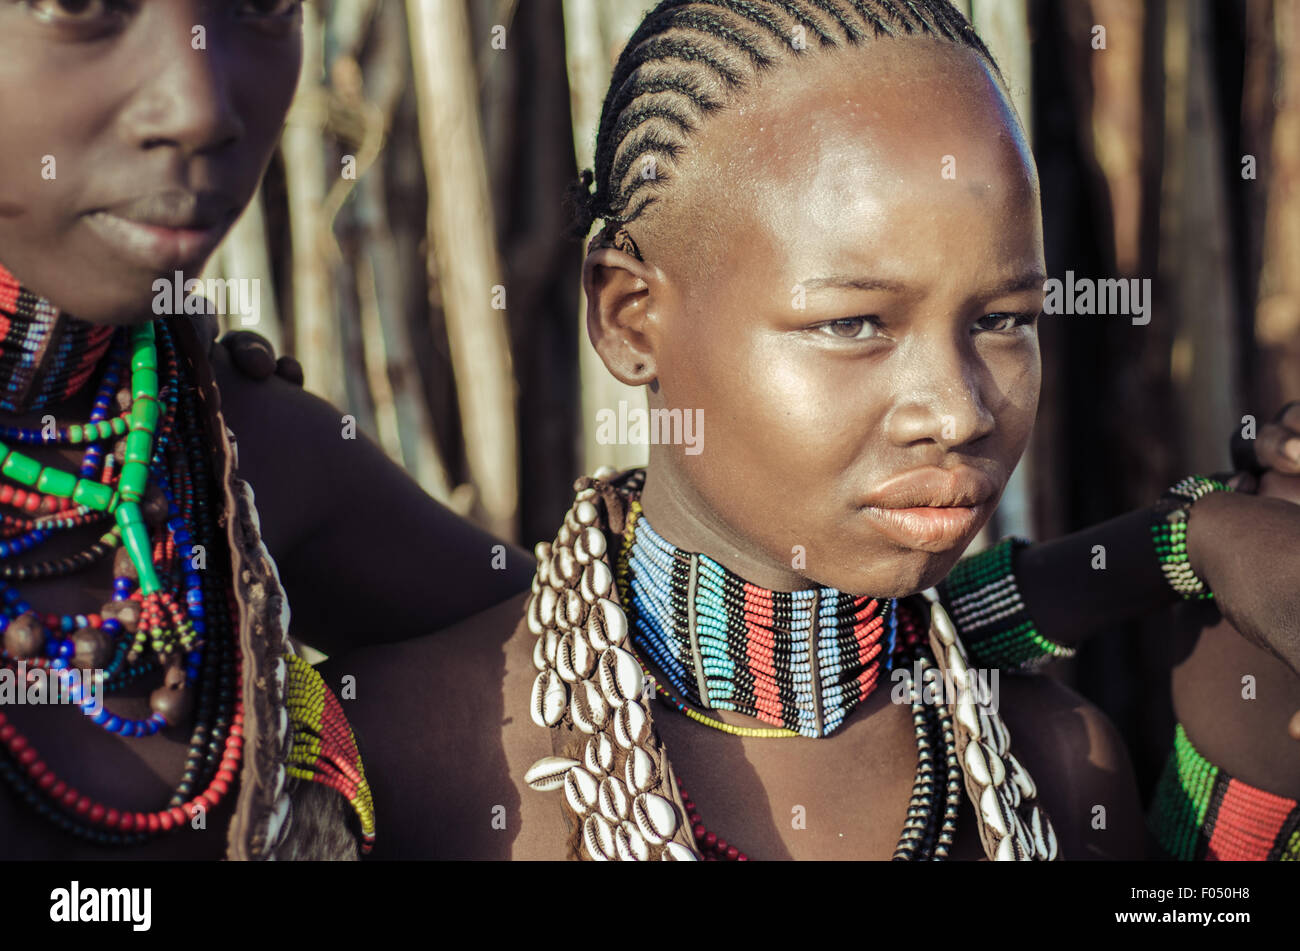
[
  {"xmin": 1150, "ymin": 475, "xmax": 1234, "ymax": 601},
  {"xmin": 285, "ymin": 654, "xmax": 376, "ymax": 854},
  {"xmin": 935, "ymin": 536, "xmax": 1075, "ymax": 672}
]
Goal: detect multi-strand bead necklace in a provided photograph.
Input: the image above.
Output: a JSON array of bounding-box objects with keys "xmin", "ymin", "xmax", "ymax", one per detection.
[
  {"xmin": 0, "ymin": 310, "xmax": 243, "ymax": 846},
  {"xmin": 614, "ymin": 498, "xmax": 963, "ymax": 859}
]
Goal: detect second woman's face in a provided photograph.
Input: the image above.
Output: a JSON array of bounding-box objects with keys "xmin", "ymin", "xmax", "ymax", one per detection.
[
  {"xmin": 0, "ymin": 0, "xmax": 302, "ymax": 323},
  {"xmin": 642, "ymin": 37, "xmax": 1044, "ymax": 596}
]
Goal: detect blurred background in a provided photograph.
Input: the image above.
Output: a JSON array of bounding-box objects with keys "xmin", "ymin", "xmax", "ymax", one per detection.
[{"xmin": 202, "ymin": 0, "xmax": 1299, "ymax": 804}]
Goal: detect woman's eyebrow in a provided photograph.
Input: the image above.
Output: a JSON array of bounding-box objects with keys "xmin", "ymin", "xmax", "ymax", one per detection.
[{"xmin": 798, "ymin": 271, "xmax": 1047, "ymax": 297}]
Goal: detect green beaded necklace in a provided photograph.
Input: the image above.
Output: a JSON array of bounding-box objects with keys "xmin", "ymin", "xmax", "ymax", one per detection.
[{"xmin": 0, "ymin": 322, "xmax": 193, "ymax": 659}]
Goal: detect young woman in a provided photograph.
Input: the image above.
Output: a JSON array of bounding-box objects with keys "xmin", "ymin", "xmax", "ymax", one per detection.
[
  {"xmin": 323, "ymin": 0, "xmax": 1300, "ymax": 861},
  {"xmin": 0, "ymin": 0, "xmax": 532, "ymax": 859}
]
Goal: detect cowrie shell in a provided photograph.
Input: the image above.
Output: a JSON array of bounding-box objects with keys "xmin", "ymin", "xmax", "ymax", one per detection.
[
  {"xmin": 614, "ymin": 702, "xmax": 650, "ymax": 749},
  {"xmin": 956, "ymin": 693, "xmax": 981, "ymax": 738},
  {"xmin": 624, "ymin": 747, "xmax": 658, "ymax": 793},
  {"xmin": 583, "ymin": 813, "xmax": 616, "ymax": 860},
  {"xmin": 531, "ymin": 575, "xmax": 540, "ymax": 596},
  {"xmin": 1014, "ymin": 814, "xmax": 1033, "ymax": 858},
  {"xmin": 532, "ymin": 636, "xmax": 545, "ymax": 672},
  {"xmin": 965, "ymin": 740, "xmax": 990, "ymax": 785},
  {"xmin": 571, "ymin": 680, "xmax": 608, "ymax": 734},
  {"xmin": 533, "ymin": 541, "xmax": 552, "ymax": 565},
  {"xmin": 592, "ymin": 465, "xmax": 617, "ymax": 480},
  {"xmin": 575, "ymin": 487, "xmax": 597, "ymax": 502},
  {"xmin": 556, "ymin": 521, "xmax": 574, "ymax": 547},
  {"xmin": 587, "ymin": 598, "xmax": 627, "ymax": 651},
  {"xmin": 598, "ymin": 776, "xmax": 630, "ymax": 822},
  {"xmin": 584, "ymin": 734, "xmax": 614, "ymax": 777},
  {"xmin": 982, "ymin": 742, "xmax": 1005, "ymax": 785},
  {"xmin": 544, "ymin": 629, "xmax": 559, "ymax": 667},
  {"xmin": 1006, "ymin": 751, "xmax": 1037, "ymax": 800},
  {"xmin": 556, "ymin": 632, "xmax": 579, "ymax": 683},
  {"xmin": 558, "ymin": 547, "xmax": 579, "ymax": 584},
  {"xmin": 580, "ymin": 561, "xmax": 614, "ymax": 603},
  {"xmin": 633, "ymin": 792, "xmax": 679, "ymax": 845},
  {"xmin": 530, "ymin": 669, "xmax": 567, "ymax": 727},
  {"xmin": 538, "ymin": 586, "xmax": 558, "ymax": 629},
  {"xmin": 526, "ymin": 593, "xmax": 544, "ymax": 636},
  {"xmin": 946, "ymin": 644, "xmax": 968, "ymax": 681},
  {"xmin": 931, "ymin": 600, "xmax": 957, "ymax": 646},
  {"xmin": 576, "ymin": 526, "xmax": 607, "ymax": 565},
  {"xmin": 565, "ymin": 588, "xmax": 586, "ymax": 627},
  {"xmin": 661, "ymin": 841, "xmax": 699, "ymax": 861},
  {"xmin": 995, "ymin": 835, "xmax": 1015, "ymax": 861},
  {"xmin": 998, "ymin": 774, "xmax": 1020, "ymax": 812},
  {"xmin": 538, "ymin": 554, "xmax": 552, "ymax": 588},
  {"xmin": 599, "ymin": 646, "xmax": 642, "ymax": 707},
  {"xmin": 564, "ymin": 508, "xmax": 581, "ymax": 535},
  {"xmin": 614, "ymin": 821, "xmax": 649, "ymax": 861},
  {"xmin": 524, "ymin": 756, "xmax": 580, "ymax": 792},
  {"xmin": 575, "ymin": 500, "xmax": 599, "ymax": 526},
  {"xmin": 1030, "ymin": 806, "xmax": 1057, "ymax": 859},
  {"xmin": 979, "ymin": 785, "xmax": 1009, "ymax": 838},
  {"xmin": 565, "ymin": 766, "xmax": 599, "ymax": 815}
]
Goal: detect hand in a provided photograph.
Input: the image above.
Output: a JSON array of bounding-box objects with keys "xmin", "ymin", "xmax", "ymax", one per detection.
[
  {"xmin": 217, "ymin": 330, "xmax": 305, "ymax": 387},
  {"xmin": 1230, "ymin": 401, "xmax": 1300, "ymax": 493},
  {"xmin": 1186, "ymin": 491, "xmax": 1300, "ymax": 676}
]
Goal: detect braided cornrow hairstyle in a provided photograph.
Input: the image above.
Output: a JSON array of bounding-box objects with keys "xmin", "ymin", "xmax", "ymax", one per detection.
[{"xmin": 564, "ymin": 0, "xmax": 1005, "ymax": 252}]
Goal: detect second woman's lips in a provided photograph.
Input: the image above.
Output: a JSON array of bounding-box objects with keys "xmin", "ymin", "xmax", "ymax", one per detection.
[{"xmin": 82, "ymin": 211, "xmax": 227, "ymax": 273}]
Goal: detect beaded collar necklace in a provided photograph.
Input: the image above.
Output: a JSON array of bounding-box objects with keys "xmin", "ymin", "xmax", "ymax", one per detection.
[
  {"xmin": 0, "ymin": 264, "xmax": 115, "ymax": 415},
  {"xmin": 618, "ymin": 500, "xmax": 894, "ymax": 739}
]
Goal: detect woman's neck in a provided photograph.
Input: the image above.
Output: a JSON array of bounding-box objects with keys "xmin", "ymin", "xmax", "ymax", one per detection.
[
  {"xmin": 639, "ymin": 461, "xmax": 811, "ymax": 592},
  {"xmin": 0, "ymin": 262, "xmax": 116, "ymax": 417}
]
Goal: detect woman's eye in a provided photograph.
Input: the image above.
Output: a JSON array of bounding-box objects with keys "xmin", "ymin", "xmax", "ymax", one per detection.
[
  {"xmin": 976, "ymin": 312, "xmax": 1038, "ymax": 333},
  {"xmin": 817, "ymin": 317, "xmax": 880, "ymax": 340},
  {"xmin": 26, "ymin": 0, "xmax": 116, "ymax": 21}
]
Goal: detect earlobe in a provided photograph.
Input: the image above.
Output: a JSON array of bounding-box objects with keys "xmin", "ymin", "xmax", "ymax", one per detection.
[{"xmin": 583, "ymin": 247, "xmax": 660, "ymax": 387}]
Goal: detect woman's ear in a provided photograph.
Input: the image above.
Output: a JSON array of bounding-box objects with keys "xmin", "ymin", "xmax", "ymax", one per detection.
[{"xmin": 583, "ymin": 246, "xmax": 662, "ymax": 387}]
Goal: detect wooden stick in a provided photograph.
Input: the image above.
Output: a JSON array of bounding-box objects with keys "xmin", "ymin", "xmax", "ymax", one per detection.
[{"xmin": 406, "ymin": 0, "xmax": 519, "ymax": 540}]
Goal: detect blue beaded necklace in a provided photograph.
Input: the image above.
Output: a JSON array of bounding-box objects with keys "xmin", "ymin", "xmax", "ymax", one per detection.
[{"xmin": 621, "ymin": 503, "xmax": 898, "ymax": 738}]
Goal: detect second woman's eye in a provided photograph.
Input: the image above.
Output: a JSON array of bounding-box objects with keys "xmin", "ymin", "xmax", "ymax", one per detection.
[
  {"xmin": 817, "ymin": 317, "xmax": 880, "ymax": 340},
  {"xmin": 976, "ymin": 312, "xmax": 1039, "ymax": 333}
]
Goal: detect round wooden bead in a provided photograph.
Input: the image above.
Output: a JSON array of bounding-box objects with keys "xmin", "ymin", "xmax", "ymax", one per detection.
[
  {"xmin": 3, "ymin": 613, "xmax": 44, "ymax": 660},
  {"xmin": 150, "ymin": 684, "xmax": 193, "ymax": 723},
  {"xmin": 71, "ymin": 628, "xmax": 114, "ymax": 670},
  {"xmin": 101, "ymin": 599, "xmax": 141, "ymax": 633}
]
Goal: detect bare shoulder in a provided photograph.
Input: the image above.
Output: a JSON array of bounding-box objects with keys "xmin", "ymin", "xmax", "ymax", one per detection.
[
  {"xmin": 208, "ymin": 341, "xmax": 345, "ymax": 553},
  {"xmin": 995, "ymin": 672, "xmax": 1145, "ymax": 860},
  {"xmin": 313, "ymin": 591, "xmax": 571, "ymax": 859}
]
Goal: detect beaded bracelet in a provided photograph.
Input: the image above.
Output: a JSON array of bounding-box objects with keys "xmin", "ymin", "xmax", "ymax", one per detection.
[
  {"xmin": 1150, "ymin": 475, "xmax": 1234, "ymax": 601},
  {"xmin": 936, "ymin": 536, "xmax": 1075, "ymax": 672}
]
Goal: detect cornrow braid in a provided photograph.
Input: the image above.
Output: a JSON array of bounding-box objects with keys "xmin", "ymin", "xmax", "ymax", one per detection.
[{"xmin": 565, "ymin": 0, "xmax": 1004, "ymax": 252}]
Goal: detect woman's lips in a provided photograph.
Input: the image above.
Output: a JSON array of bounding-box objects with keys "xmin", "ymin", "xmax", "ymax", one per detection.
[
  {"xmin": 861, "ymin": 503, "xmax": 986, "ymax": 551},
  {"xmin": 82, "ymin": 211, "xmax": 226, "ymax": 273}
]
